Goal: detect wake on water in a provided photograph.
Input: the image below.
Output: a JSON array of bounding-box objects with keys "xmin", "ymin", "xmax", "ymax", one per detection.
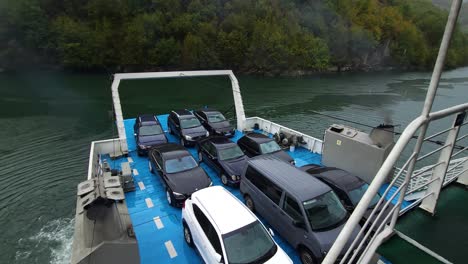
[{"xmin": 15, "ymin": 218, "xmax": 74, "ymax": 264}]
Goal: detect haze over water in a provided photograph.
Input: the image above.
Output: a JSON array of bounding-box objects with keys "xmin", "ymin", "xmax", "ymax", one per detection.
[{"xmin": 0, "ymin": 67, "xmax": 467, "ymax": 263}]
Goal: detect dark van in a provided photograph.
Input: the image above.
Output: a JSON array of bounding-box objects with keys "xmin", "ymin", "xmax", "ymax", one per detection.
[{"xmin": 239, "ymin": 155, "xmax": 360, "ymax": 264}]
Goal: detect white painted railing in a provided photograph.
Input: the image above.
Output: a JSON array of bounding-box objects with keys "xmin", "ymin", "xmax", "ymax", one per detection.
[
  {"xmin": 395, "ymin": 156, "xmax": 468, "ymax": 197},
  {"xmin": 87, "ymin": 138, "xmax": 124, "ymax": 180},
  {"xmin": 245, "ymin": 116, "xmax": 323, "ymax": 154}
]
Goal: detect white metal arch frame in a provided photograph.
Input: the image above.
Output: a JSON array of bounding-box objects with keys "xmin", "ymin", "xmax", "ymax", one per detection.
[{"xmin": 110, "ymin": 70, "xmax": 246, "ymax": 153}]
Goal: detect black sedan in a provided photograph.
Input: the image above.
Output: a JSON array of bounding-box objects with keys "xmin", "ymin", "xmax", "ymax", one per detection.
[
  {"xmin": 133, "ymin": 114, "xmax": 168, "ymax": 155},
  {"xmin": 148, "ymin": 143, "xmax": 212, "ymax": 207},
  {"xmin": 237, "ymin": 132, "xmax": 295, "ymax": 165},
  {"xmin": 300, "ymin": 164, "xmax": 389, "ymax": 226},
  {"xmin": 194, "ymin": 108, "xmax": 235, "ymax": 138},
  {"xmin": 167, "ymin": 110, "xmax": 209, "ymax": 147},
  {"xmin": 197, "ymin": 136, "xmax": 248, "ymax": 186}
]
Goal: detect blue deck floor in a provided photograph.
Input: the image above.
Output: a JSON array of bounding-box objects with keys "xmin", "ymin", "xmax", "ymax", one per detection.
[
  {"xmin": 105, "ymin": 114, "xmax": 321, "ymax": 264},
  {"xmin": 106, "ymin": 114, "xmax": 401, "ymax": 264}
]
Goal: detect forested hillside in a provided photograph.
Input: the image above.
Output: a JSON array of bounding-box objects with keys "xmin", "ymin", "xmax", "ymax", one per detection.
[
  {"xmin": 432, "ymin": 0, "xmax": 468, "ymax": 32},
  {"xmin": 1, "ymin": 0, "xmax": 467, "ymax": 74}
]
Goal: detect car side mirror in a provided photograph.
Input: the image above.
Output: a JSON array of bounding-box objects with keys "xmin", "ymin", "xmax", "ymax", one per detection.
[
  {"xmin": 214, "ymin": 253, "xmax": 223, "ymax": 263},
  {"xmin": 293, "ymin": 219, "xmax": 305, "ymax": 229},
  {"xmin": 268, "ymin": 228, "xmax": 275, "ymax": 237}
]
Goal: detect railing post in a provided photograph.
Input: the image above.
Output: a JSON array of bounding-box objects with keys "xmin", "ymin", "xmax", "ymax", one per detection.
[
  {"xmin": 456, "ymin": 159, "xmax": 468, "ymax": 185},
  {"xmin": 420, "ymin": 114, "xmax": 464, "ymax": 214}
]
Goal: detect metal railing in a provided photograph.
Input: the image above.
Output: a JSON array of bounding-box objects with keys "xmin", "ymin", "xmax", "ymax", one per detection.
[
  {"xmin": 323, "ymin": 0, "xmax": 466, "ymax": 262},
  {"xmin": 244, "ymin": 116, "xmax": 324, "ymax": 153}
]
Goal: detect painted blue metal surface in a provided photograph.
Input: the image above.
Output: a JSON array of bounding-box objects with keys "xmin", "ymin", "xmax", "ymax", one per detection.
[
  {"xmin": 106, "ymin": 114, "xmax": 322, "ymax": 264},
  {"xmin": 105, "ymin": 114, "xmax": 395, "ymax": 264}
]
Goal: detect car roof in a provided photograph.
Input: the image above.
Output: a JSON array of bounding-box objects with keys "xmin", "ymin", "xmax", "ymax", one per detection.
[
  {"xmin": 305, "ymin": 166, "xmax": 364, "ymax": 191},
  {"xmin": 198, "ymin": 108, "xmax": 220, "ymax": 114},
  {"xmin": 138, "ymin": 114, "xmax": 159, "ymax": 124},
  {"xmin": 193, "ymin": 186, "xmax": 257, "ymax": 234},
  {"xmin": 151, "ymin": 143, "xmax": 190, "ymax": 158},
  {"xmin": 243, "ymin": 132, "xmax": 273, "ymax": 144},
  {"xmin": 204, "ymin": 136, "xmax": 236, "ymax": 149},
  {"xmin": 173, "ymin": 109, "xmax": 193, "ymax": 117},
  {"xmin": 247, "ymin": 155, "xmax": 330, "ymax": 201}
]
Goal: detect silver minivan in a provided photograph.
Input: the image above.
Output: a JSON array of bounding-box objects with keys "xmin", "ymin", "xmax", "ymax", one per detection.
[{"xmin": 240, "ymin": 155, "xmax": 360, "ymax": 264}]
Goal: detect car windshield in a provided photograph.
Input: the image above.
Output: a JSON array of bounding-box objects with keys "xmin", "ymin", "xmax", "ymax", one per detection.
[
  {"xmin": 303, "ymin": 191, "xmax": 348, "ymax": 231},
  {"xmin": 207, "ymin": 113, "xmax": 226, "ymax": 123},
  {"xmin": 349, "ymin": 183, "xmax": 381, "ymax": 208},
  {"xmin": 165, "ymin": 156, "xmax": 198, "ymax": 173},
  {"xmin": 180, "ymin": 117, "xmax": 201, "ymax": 129},
  {"xmin": 218, "ymin": 146, "xmax": 244, "ymax": 161},
  {"xmin": 259, "ymin": 141, "xmax": 281, "ymax": 154},
  {"xmin": 223, "ymin": 221, "xmax": 277, "ymax": 264},
  {"xmin": 139, "ymin": 125, "xmax": 163, "ymax": 136}
]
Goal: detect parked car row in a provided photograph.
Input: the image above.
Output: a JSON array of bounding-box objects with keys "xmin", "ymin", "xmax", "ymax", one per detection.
[{"xmin": 134, "ymin": 109, "xmax": 380, "ymax": 264}]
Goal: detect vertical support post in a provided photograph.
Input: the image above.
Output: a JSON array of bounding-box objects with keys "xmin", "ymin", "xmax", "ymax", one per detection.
[
  {"xmin": 420, "ymin": 114, "xmax": 464, "ymax": 214},
  {"xmin": 229, "ymin": 72, "xmax": 246, "ymax": 131},
  {"xmin": 456, "ymin": 158, "xmax": 468, "ymax": 185}
]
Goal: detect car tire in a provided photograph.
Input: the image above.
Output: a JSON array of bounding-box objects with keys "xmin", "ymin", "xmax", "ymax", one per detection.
[
  {"xmin": 149, "ymin": 160, "xmax": 154, "ymax": 174},
  {"xmin": 183, "ymin": 223, "xmax": 194, "ymax": 247},
  {"xmin": 166, "ymin": 189, "xmax": 175, "ymax": 207},
  {"xmin": 299, "ymin": 248, "xmax": 317, "ymax": 264},
  {"xmin": 244, "ymin": 195, "xmax": 255, "ymax": 212},
  {"xmin": 198, "ymin": 152, "xmax": 203, "ymax": 162},
  {"xmin": 168, "ymin": 126, "xmax": 173, "ymax": 135},
  {"xmin": 221, "ymin": 174, "xmax": 228, "ymax": 186},
  {"xmin": 180, "ymin": 138, "xmax": 185, "ymax": 147}
]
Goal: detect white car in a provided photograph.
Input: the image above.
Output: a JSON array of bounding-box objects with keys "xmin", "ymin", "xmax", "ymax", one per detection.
[{"xmin": 182, "ymin": 186, "xmax": 293, "ymax": 264}]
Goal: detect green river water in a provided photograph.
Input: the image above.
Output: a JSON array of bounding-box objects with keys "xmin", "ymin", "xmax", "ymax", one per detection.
[{"xmin": 0, "ymin": 67, "xmax": 467, "ymax": 263}]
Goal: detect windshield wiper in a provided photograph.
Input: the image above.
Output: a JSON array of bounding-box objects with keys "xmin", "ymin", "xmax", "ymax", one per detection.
[{"xmin": 249, "ymin": 245, "xmax": 277, "ymax": 264}]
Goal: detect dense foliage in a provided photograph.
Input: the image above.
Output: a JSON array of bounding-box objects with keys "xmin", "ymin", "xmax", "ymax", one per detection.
[{"xmin": 1, "ymin": 0, "xmax": 467, "ymax": 73}]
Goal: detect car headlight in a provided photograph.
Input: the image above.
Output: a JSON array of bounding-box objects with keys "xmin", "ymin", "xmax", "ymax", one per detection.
[
  {"xmin": 138, "ymin": 144, "xmax": 148, "ymax": 149},
  {"xmin": 205, "ymin": 131, "xmax": 210, "ymax": 137},
  {"xmin": 231, "ymin": 175, "xmax": 237, "ymax": 181},
  {"xmin": 184, "ymin": 135, "xmax": 192, "ymax": 140},
  {"xmin": 172, "ymin": 191, "xmax": 185, "ymax": 198}
]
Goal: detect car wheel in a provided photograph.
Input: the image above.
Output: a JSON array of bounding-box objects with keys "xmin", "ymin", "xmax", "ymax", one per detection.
[
  {"xmin": 166, "ymin": 189, "xmax": 175, "ymax": 207},
  {"xmin": 168, "ymin": 126, "xmax": 173, "ymax": 135},
  {"xmin": 183, "ymin": 224, "xmax": 194, "ymax": 247},
  {"xmin": 198, "ymin": 152, "xmax": 203, "ymax": 162},
  {"xmin": 244, "ymin": 195, "xmax": 255, "ymax": 212},
  {"xmin": 148, "ymin": 160, "xmax": 154, "ymax": 174},
  {"xmin": 299, "ymin": 248, "xmax": 317, "ymax": 264},
  {"xmin": 221, "ymin": 174, "xmax": 228, "ymax": 185},
  {"xmin": 180, "ymin": 138, "xmax": 185, "ymax": 147}
]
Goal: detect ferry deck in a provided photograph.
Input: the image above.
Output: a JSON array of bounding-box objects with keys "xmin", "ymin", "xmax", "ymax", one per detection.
[{"xmin": 104, "ymin": 114, "xmax": 408, "ymax": 264}]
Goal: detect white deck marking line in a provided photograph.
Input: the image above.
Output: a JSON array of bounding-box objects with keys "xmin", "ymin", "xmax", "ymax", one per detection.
[
  {"xmin": 138, "ymin": 181, "xmax": 145, "ymax": 191},
  {"xmin": 133, "ymin": 169, "xmax": 139, "ymax": 175},
  {"xmin": 127, "ymin": 157, "xmax": 133, "ymax": 163},
  {"xmin": 153, "ymin": 216, "xmax": 164, "ymax": 229},
  {"xmin": 145, "ymin": 198, "xmax": 154, "ymax": 208},
  {"xmin": 395, "ymin": 230, "xmax": 453, "ymax": 264},
  {"xmin": 164, "ymin": 241, "xmax": 178, "ymax": 258}
]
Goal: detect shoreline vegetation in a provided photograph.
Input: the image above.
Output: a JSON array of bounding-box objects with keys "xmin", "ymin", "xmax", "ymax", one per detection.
[{"xmin": 1, "ymin": 0, "xmax": 467, "ymax": 76}]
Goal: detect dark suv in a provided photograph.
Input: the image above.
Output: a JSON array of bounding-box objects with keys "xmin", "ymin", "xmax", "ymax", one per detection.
[
  {"xmin": 133, "ymin": 114, "xmax": 168, "ymax": 155},
  {"xmin": 148, "ymin": 143, "xmax": 212, "ymax": 207},
  {"xmin": 197, "ymin": 136, "xmax": 248, "ymax": 186},
  {"xmin": 237, "ymin": 132, "xmax": 295, "ymax": 165},
  {"xmin": 194, "ymin": 108, "xmax": 235, "ymax": 137},
  {"xmin": 167, "ymin": 110, "xmax": 209, "ymax": 147}
]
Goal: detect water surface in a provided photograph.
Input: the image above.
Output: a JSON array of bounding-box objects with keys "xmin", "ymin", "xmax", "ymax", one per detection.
[{"xmin": 0, "ymin": 67, "xmax": 467, "ymax": 263}]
